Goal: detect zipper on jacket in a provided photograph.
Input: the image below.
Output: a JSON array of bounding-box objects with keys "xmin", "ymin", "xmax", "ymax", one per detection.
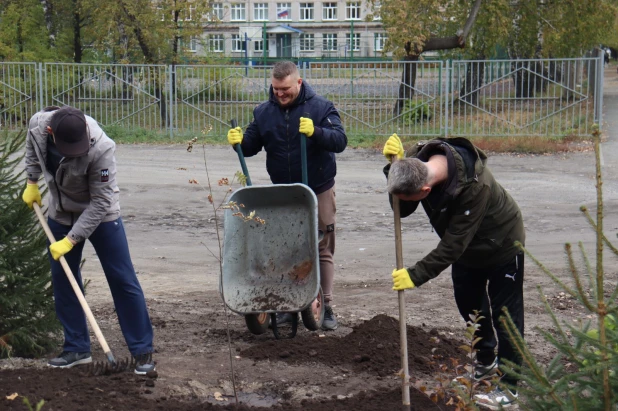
[
  {"xmin": 56, "ymin": 167, "xmax": 65, "ymax": 212},
  {"xmin": 285, "ymin": 109, "xmax": 291, "ymax": 183}
]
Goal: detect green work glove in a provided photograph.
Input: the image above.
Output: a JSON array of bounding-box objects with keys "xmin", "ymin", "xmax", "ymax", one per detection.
[
  {"xmin": 299, "ymin": 117, "xmax": 314, "ymax": 137},
  {"xmin": 382, "ymin": 133, "xmax": 404, "ymax": 162},
  {"xmin": 50, "ymin": 237, "xmax": 74, "ymax": 261},
  {"xmin": 22, "ymin": 183, "xmax": 42, "ymax": 209},
  {"xmin": 227, "ymin": 127, "xmax": 243, "ymax": 145},
  {"xmin": 392, "ymin": 268, "xmax": 415, "ymax": 291}
]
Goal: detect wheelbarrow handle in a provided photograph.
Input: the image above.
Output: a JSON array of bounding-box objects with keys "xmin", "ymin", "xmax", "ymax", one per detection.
[
  {"xmin": 230, "ymin": 119, "xmax": 252, "ymax": 187},
  {"xmin": 300, "ymin": 112, "xmax": 310, "ymax": 186}
]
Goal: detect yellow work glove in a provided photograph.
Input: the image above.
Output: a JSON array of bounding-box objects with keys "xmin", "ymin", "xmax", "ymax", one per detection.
[
  {"xmin": 299, "ymin": 117, "xmax": 315, "ymax": 137},
  {"xmin": 382, "ymin": 133, "xmax": 404, "ymax": 162},
  {"xmin": 22, "ymin": 183, "xmax": 42, "ymax": 209},
  {"xmin": 50, "ymin": 237, "xmax": 74, "ymax": 261},
  {"xmin": 392, "ymin": 268, "xmax": 415, "ymax": 291},
  {"xmin": 227, "ymin": 127, "xmax": 243, "ymax": 145}
]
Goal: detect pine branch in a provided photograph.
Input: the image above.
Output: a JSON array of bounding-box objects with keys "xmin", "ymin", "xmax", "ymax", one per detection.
[
  {"xmin": 565, "ymin": 243, "xmax": 595, "ymax": 312},
  {"xmin": 578, "ymin": 241, "xmax": 597, "ymax": 301},
  {"xmin": 518, "ymin": 242, "xmax": 578, "ymax": 298},
  {"xmin": 500, "ymin": 308, "xmax": 564, "ymax": 406}
]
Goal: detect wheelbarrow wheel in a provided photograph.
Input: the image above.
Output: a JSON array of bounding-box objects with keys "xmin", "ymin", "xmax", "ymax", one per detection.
[
  {"xmin": 301, "ymin": 287, "xmax": 325, "ymax": 331},
  {"xmin": 244, "ymin": 313, "xmax": 270, "ymax": 335}
]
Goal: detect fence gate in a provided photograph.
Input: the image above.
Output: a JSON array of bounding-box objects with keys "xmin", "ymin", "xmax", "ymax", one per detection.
[
  {"xmin": 173, "ymin": 64, "xmax": 271, "ymax": 137},
  {"xmin": 0, "ymin": 63, "xmax": 38, "ymax": 130},
  {"xmin": 43, "ymin": 63, "xmax": 169, "ymax": 130},
  {"xmin": 304, "ymin": 61, "xmax": 445, "ymax": 139},
  {"xmin": 0, "ymin": 56, "xmax": 604, "ymax": 139},
  {"xmin": 448, "ymin": 57, "xmax": 603, "ymax": 137}
]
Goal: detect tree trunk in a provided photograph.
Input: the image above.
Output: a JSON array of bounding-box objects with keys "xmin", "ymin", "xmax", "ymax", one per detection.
[
  {"xmin": 391, "ymin": 0, "xmax": 482, "ymax": 117},
  {"xmin": 393, "ymin": 54, "xmax": 419, "ymax": 117},
  {"xmin": 73, "ymin": 4, "xmax": 82, "ymax": 63},
  {"xmin": 512, "ymin": 61, "xmax": 534, "ymax": 98},
  {"xmin": 40, "ymin": 0, "xmax": 55, "ymax": 48},
  {"xmin": 119, "ymin": 0, "xmax": 168, "ymax": 126},
  {"xmin": 459, "ymin": 59, "xmax": 485, "ymax": 105}
]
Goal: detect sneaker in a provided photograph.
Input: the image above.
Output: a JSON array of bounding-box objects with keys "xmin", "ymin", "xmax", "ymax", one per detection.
[
  {"xmin": 48, "ymin": 351, "xmax": 92, "ymax": 368},
  {"xmin": 321, "ymin": 305, "xmax": 338, "ymax": 331},
  {"xmin": 134, "ymin": 352, "xmax": 156, "ymax": 375},
  {"xmin": 474, "ymin": 387, "xmax": 518, "ymax": 410},
  {"xmin": 452, "ymin": 358, "xmax": 499, "ymax": 385}
]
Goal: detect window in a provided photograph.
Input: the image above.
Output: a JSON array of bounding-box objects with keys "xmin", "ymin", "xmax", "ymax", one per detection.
[
  {"xmin": 276, "ymin": 3, "xmax": 291, "ymax": 20},
  {"xmin": 180, "ymin": 5, "xmax": 196, "ymax": 21},
  {"xmin": 375, "ymin": 33, "xmax": 386, "ymax": 51},
  {"xmin": 299, "ymin": 3, "xmax": 314, "ymax": 21},
  {"xmin": 209, "ymin": 3, "xmax": 224, "ymax": 21},
  {"xmin": 186, "ymin": 37, "xmax": 198, "ymax": 52},
  {"xmin": 209, "ymin": 34, "xmax": 224, "ymax": 52},
  {"xmin": 346, "ymin": 1, "xmax": 361, "ymax": 20},
  {"xmin": 323, "ymin": 34, "xmax": 337, "ymax": 51},
  {"xmin": 254, "ymin": 40, "xmax": 268, "ymax": 52},
  {"xmin": 230, "ymin": 3, "xmax": 246, "ymax": 21},
  {"xmin": 322, "ymin": 2, "xmax": 337, "ymax": 20},
  {"xmin": 346, "ymin": 33, "xmax": 360, "ymax": 51},
  {"xmin": 300, "ymin": 34, "xmax": 315, "ymax": 51},
  {"xmin": 372, "ymin": 2, "xmax": 382, "ymax": 20},
  {"xmin": 231, "ymin": 34, "xmax": 246, "ymax": 52},
  {"xmin": 254, "ymin": 3, "xmax": 268, "ymax": 21}
]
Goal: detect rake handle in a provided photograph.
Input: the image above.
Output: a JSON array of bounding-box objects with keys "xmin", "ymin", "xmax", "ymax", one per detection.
[
  {"xmin": 33, "ymin": 203, "xmax": 115, "ymax": 364},
  {"xmin": 391, "ymin": 155, "xmax": 411, "ymax": 411}
]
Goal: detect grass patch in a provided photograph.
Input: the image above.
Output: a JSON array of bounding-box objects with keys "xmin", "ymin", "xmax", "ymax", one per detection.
[
  {"xmin": 3, "ymin": 125, "xmax": 589, "ymax": 155},
  {"xmin": 466, "ymin": 135, "xmax": 576, "ymax": 154}
]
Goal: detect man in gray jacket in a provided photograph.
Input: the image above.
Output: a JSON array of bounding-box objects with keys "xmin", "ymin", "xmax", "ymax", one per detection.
[{"xmin": 22, "ymin": 106, "xmax": 155, "ymax": 374}]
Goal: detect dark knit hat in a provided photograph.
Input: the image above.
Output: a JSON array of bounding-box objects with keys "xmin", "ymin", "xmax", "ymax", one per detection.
[{"xmin": 49, "ymin": 107, "xmax": 89, "ymax": 157}]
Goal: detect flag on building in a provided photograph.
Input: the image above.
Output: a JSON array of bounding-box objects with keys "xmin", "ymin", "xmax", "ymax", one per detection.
[{"xmin": 277, "ymin": 8, "xmax": 289, "ymax": 18}]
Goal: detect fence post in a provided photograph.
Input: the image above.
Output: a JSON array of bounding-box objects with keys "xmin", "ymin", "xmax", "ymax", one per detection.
[
  {"xmin": 168, "ymin": 64, "xmax": 174, "ymax": 139},
  {"xmin": 38, "ymin": 63, "xmax": 45, "ymax": 111},
  {"xmin": 444, "ymin": 59, "xmax": 450, "ymax": 137},
  {"xmin": 596, "ymin": 49, "xmax": 604, "ymax": 125}
]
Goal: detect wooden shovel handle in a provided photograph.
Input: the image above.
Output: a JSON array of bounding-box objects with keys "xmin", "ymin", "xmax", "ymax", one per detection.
[
  {"xmin": 391, "ymin": 155, "xmax": 411, "ymax": 410},
  {"xmin": 33, "ymin": 203, "xmax": 113, "ymax": 357}
]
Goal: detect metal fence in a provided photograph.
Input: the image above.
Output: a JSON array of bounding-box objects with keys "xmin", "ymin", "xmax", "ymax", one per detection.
[{"xmin": 0, "ymin": 55, "xmax": 603, "ymax": 139}]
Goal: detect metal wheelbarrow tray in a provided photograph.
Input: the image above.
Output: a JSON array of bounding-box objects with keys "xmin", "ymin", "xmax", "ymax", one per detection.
[{"xmin": 222, "ymin": 183, "xmax": 320, "ymax": 316}]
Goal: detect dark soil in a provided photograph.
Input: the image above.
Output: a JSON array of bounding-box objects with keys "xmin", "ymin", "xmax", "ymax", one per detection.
[
  {"xmin": 1, "ymin": 313, "xmax": 463, "ymax": 411},
  {"xmin": 241, "ymin": 314, "xmax": 466, "ymax": 377}
]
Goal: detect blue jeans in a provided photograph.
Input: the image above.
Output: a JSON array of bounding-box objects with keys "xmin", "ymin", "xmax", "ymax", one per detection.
[{"xmin": 48, "ymin": 217, "xmax": 153, "ymax": 356}]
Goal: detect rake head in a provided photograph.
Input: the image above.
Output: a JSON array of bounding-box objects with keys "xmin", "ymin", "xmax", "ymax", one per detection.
[{"xmin": 85, "ymin": 356, "xmax": 133, "ymax": 376}]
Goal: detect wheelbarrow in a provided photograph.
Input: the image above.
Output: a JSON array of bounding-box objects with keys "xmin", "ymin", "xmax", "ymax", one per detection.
[{"xmin": 221, "ymin": 119, "xmax": 325, "ymax": 339}]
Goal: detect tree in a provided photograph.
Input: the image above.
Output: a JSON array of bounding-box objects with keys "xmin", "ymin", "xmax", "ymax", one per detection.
[
  {"xmin": 367, "ymin": 0, "xmax": 485, "ymax": 115},
  {"xmin": 0, "ymin": 131, "xmax": 61, "ymax": 358},
  {"xmin": 88, "ymin": 0, "xmax": 216, "ymax": 124},
  {"xmin": 370, "ymin": 0, "xmax": 618, "ymax": 115},
  {"xmin": 0, "ymin": 0, "xmax": 56, "ymax": 61},
  {"xmin": 500, "ymin": 127, "xmax": 618, "ymax": 410}
]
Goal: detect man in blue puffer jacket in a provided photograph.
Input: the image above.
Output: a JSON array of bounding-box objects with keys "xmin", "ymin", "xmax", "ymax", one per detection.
[{"xmin": 227, "ymin": 60, "xmax": 347, "ymax": 330}]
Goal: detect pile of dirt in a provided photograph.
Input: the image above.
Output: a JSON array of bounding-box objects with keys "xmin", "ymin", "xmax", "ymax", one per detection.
[
  {"xmin": 241, "ymin": 314, "xmax": 467, "ymax": 377},
  {"xmin": 1, "ymin": 315, "xmax": 465, "ymax": 410}
]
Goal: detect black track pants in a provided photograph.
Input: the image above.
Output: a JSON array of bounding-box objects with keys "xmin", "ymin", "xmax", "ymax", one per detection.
[{"xmin": 452, "ymin": 253, "xmax": 524, "ymax": 386}]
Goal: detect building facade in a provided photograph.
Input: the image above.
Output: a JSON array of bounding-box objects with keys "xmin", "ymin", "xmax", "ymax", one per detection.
[{"xmin": 192, "ymin": 1, "xmax": 388, "ymax": 60}]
